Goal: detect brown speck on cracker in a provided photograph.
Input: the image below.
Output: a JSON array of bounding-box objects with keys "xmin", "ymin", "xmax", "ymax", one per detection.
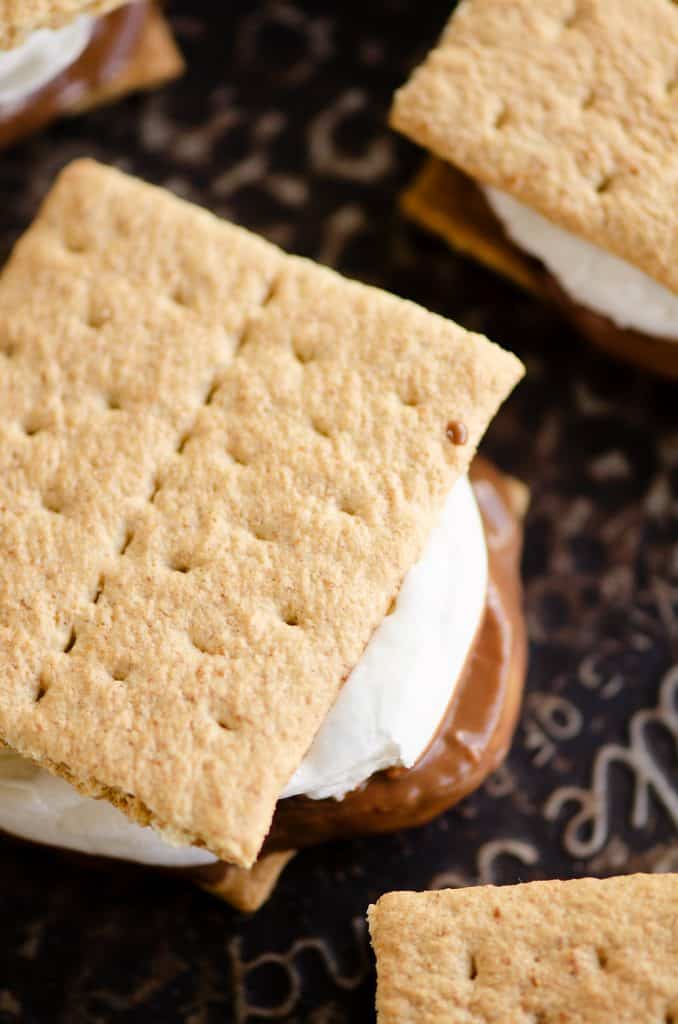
[{"xmin": 446, "ymin": 420, "xmax": 468, "ymax": 445}]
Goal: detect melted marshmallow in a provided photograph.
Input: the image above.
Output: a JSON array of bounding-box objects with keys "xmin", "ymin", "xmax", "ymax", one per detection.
[
  {"xmin": 483, "ymin": 185, "xmax": 678, "ymax": 341},
  {"xmin": 0, "ymin": 476, "xmax": 486, "ymax": 864},
  {"xmin": 0, "ymin": 16, "xmax": 94, "ymax": 111}
]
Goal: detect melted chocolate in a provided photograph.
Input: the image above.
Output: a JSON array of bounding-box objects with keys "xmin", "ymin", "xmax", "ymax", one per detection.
[{"xmin": 0, "ymin": 3, "xmax": 147, "ymax": 147}]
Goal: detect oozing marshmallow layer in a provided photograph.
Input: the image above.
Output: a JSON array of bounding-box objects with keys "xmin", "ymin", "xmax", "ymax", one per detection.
[
  {"xmin": 0, "ymin": 16, "xmax": 94, "ymax": 110},
  {"xmin": 0, "ymin": 475, "xmax": 486, "ymax": 866},
  {"xmin": 483, "ymin": 186, "xmax": 678, "ymax": 341}
]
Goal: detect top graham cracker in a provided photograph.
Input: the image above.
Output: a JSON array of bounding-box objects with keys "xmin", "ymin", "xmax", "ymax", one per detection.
[
  {"xmin": 0, "ymin": 160, "xmax": 522, "ymax": 867},
  {"xmin": 369, "ymin": 874, "xmax": 678, "ymax": 1024},
  {"xmin": 391, "ymin": 0, "xmax": 678, "ymax": 295},
  {"xmin": 0, "ymin": 0, "xmax": 125, "ymax": 49}
]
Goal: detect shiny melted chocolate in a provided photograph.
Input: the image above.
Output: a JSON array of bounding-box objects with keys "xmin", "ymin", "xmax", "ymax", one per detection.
[{"xmin": 0, "ymin": 3, "xmax": 147, "ymax": 147}]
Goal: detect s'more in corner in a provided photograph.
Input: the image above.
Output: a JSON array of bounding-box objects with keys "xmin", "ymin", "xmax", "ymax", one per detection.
[
  {"xmin": 0, "ymin": 1, "xmax": 183, "ymax": 147},
  {"xmin": 0, "ymin": 160, "xmax": 526, "ymax": 911},
  {"xmin": 391, "ymin": 0, "xmax": 678, "ymax": 380},
  {"xmin": 369, "ymin": 874, "xmax": 678, "ymax": 1024}
]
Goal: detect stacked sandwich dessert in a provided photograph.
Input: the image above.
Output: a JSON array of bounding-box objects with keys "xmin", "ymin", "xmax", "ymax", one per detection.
[
  {"xmin": 0, "ymin": 159, "xmax": 526, "ymax": 910},
  {"xmin": 0, "ymin": 0, "xmax": 183, "ymax": 146},
  {"xmin": 391, "ymin": 0, "xmax": 678, "ymax": 379}
]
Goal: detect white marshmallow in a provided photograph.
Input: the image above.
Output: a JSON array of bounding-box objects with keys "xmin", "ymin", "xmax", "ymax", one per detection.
[
  {"xmin": 0, "ymin": 475, "xmax": 486, "ymax": 864},
  {"xmin": 483, "ymin": 185, "xmax": 678, "ymax": 341},
  {"xmin": 0, "ymin": 17, "xmax": 94, "ymax": 111}
]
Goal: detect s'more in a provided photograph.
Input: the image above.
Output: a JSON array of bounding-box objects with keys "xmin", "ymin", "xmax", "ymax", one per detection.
[
  {"xmin": 0, "ymin": 1, "xmax": 183, "ymax": 147},
  {"xmin": 369, "ymin": 874, "xmax": 678, "ymax": 1023},
  {"xmin": 391, "ymin": 0, "xmax": 678, "ymax": 380},
  {"xmin": 0, "ymin": 160, "xmax": 525, "ymax": 911}
]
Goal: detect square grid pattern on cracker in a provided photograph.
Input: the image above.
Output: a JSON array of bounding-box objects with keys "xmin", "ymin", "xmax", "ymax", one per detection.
[
  {"xmin": 369, "ymin": 875, "xmax": 678, "ymax": 1024},
  {"xmin": 391, "ymin": 0, "xmax": 678, "ymax": 294},
  {"xmin": 0, "ymin": 161, "xmax": 522, "ymax": 866},
  {"xmin": 0, "ymin": 0, "xmax": 123, "ymax": 49}
]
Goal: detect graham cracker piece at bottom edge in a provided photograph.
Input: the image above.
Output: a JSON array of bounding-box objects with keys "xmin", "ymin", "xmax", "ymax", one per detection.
[
  {"xmin": 194, "ymin": 850, "xmax": 296, "ymax": 912},
  {"xmin": 403, "ymin": 158, "xmax": 678, "ymax": 382},
  {"xmin": 69, "ymin": 3, "xmax": 184, "ymax": 114},
  {"xmin": 368, "ymin": 873, "xmax": 678, "ymax": 1024}
]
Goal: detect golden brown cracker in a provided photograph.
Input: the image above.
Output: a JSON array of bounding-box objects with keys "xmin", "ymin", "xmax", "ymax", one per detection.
[
  {"xmin": 195, "ymin": 851, "xmax": 296, "ymax": 913},
  {"xmin": 369, "ymin": 874, "xmax": 678, "ymax": 1024}
]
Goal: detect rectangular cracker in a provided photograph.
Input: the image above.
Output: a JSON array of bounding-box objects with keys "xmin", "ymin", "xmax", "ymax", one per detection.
[
  {"xmin": 0, "ymin": 160, "xmax": 523, "ymax": 868},
  {"xmin": 0, "ymin": 0, "xmax": 124, "ymax": 49},
  {"xmin": 391, "ymin": 0, "xmax": 678, "ymax": 294},
  {"xmin": 369, "ymin": 874, "xmax": 678, "ymax": 1024}
]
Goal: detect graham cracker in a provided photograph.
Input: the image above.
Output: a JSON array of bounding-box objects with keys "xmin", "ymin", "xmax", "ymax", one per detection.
[
  {"xmin": 369, "ymin": 874, "xmax": 678, "ymax": 1024},
  {"xmin": 0, "ymin": 160, "xmax": 523, "ymax": 868},
  {"xmin": 391, "ymin": 0, "xmax": 678, "ymax": 295},
  {"xmin": 0, "ymin": 0, "xmax": 123, "ymax": 50},
  {"xmin": 195, "ymin": 851, "xmax": 296, "ymax": 913}
]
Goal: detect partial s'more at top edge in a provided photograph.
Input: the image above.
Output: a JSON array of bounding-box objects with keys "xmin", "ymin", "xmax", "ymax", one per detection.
[
  {"xmin": 0, "ymin": 160, "xmax": 523, "ymax": 871},
  {"xmin": 390, "ymin": 0, "xmax": 678, "ymax": 379},
  {"xmin": 0, "ymin": 1, "xmax": 183, "ymax": 148}
]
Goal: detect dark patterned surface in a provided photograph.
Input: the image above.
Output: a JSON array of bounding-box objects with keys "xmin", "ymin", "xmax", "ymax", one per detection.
[{"xmin": 0, "ymin": 2, "xmax": 677, "ymax": 1021}]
